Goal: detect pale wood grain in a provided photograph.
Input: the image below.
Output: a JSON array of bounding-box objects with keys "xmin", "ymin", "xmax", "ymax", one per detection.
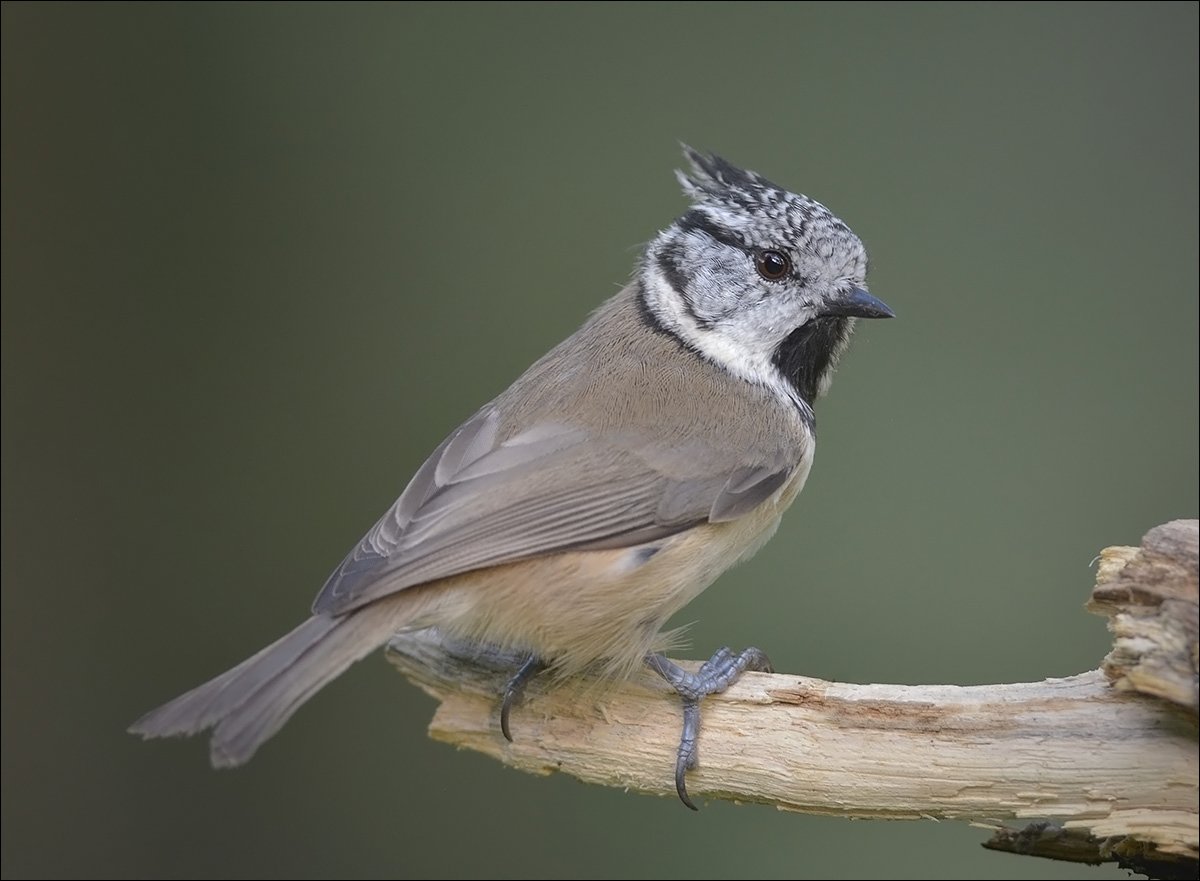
[{"xmin": 387, "ymin": 519, "xmax": 1199, "ymax": 878}]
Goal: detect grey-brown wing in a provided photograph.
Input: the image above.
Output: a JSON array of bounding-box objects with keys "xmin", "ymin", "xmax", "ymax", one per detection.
[{"xmin": 312, "ymin": 406, "xmax": 799, "ymax": 616}]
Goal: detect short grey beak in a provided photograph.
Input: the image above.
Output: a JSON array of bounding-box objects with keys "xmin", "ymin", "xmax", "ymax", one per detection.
[{"xmin": 823, "ymin": 286, "xmax": 894, "ymax": 320}]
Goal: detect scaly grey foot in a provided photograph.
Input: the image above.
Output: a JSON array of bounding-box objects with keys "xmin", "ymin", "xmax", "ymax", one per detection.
[{"xmin": 646, "ymin": 647, "xmax": 773, "ymax": 810}]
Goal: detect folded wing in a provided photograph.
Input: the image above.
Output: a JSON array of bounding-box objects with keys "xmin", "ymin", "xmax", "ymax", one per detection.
[{"xmin": 313, "ymin": 406, "xmax": 799, "ymax": 616}]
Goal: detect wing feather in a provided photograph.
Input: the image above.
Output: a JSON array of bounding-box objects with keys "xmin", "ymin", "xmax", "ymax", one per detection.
[{"xmin": 312, "ymin": 407, "xmax": 801, "ymax": 616}]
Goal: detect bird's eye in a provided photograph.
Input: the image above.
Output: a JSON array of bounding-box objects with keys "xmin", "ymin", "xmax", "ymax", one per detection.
[{"xmin": 755, "ymin": 249, "xmax": 791, "ymax": 281}]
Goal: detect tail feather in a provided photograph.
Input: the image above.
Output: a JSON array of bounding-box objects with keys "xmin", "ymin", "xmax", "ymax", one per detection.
[
  {"xmin": 129, "ymin": 616, "xmax": 339, "ymax": 740},
  {"xmin": 129, "ymin": 603, "xmax": 409, "ymax": 767},
  {"xmin": 206, "ymin": 610, "xmax": 401, "ymax": 767}
]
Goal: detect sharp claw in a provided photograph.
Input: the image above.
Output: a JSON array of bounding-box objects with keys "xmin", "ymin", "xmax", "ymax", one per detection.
[
  {"xmin": 676, "ymin": 771, "xmax": 698, "ymax": 810},
  {"xmin": 647, "ymin": 646, "xmax": 771, "ymax": 811},
  {"xmin": 675, "ymin": 753, "xmax": 699, "ymax": 811},
  {"xmin": 500, "ymin": 690, "xmax": 516, "ymax": 743},
  {"xmin": 499, "ymin": 654, "xmax": 544, "ymax": 743},
  {"xmin": 746, "ymin": 647, "xmax": 774, "ymax": 675},
  {"xmin": 675, "ymin": 698, "xmax": 701, "ymax": 809}
]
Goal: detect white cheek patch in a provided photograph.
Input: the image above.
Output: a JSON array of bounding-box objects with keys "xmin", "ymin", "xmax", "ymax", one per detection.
[{"xmin": 643, "ymin": 261, "xmax": 812, "ymax": 415}]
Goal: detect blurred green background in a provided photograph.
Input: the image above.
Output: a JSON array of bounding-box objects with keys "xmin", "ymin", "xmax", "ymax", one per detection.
[{"xmin": 3, "ymin": 3, "xmax": 1196, "ymax": 879}]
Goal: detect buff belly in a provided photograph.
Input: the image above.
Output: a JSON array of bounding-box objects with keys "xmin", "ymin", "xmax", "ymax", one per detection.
[{"xmin": 419, "ymin": 454, "xmax": 813, "ymax": 680}]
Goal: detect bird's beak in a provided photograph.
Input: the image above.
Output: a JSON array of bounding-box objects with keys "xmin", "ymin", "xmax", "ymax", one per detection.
[{"xmin": 823, "ymin": 286, "xmax": 894, "ymax": 320}]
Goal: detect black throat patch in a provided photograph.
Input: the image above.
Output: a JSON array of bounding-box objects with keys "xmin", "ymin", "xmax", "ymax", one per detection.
[{"xmin": 771, "ymin": 317, "xmax": 852, "ymax": 409}]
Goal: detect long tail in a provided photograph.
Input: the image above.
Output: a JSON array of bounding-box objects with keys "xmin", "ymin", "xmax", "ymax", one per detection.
[{"xmin": 129, "ymin": 601, "xmax": 412, "ymax": 767}]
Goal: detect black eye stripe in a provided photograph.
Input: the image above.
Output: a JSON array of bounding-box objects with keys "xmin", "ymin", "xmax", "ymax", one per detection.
[
  {"xmin": 676, "ymin": 210, "xmax": 748, "ymax": 252},
  {"xmin": 674, "ymin": 211, "xmax": 792, "ymax": 283}
]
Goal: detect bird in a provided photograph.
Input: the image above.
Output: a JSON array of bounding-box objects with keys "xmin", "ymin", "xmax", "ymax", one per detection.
[{"xmin": 130, "ymin": 147, "xmax": 893, "ymax": 809}]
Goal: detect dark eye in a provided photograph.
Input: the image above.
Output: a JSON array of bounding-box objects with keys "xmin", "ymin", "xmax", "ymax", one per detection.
[{"xmin": 755, "ymin": 249, "xmax": 791, "ymax": 281}]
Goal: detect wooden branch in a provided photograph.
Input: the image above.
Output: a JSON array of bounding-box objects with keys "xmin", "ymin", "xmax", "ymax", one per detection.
[
  {"xmin": 1088, "ymin": 521, "xmax": 1199, "ymax": 714},
  {"xmin": 386, "ymin": 519, "xmax": 1199, "ymax": 878}
]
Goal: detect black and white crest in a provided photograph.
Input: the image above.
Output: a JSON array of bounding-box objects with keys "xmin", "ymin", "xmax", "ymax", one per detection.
[
  {"xmin": 674, "ymin": 146, "xmax": 862, "ymax": 273},
  {"xmin": 640, "ymin": 147, "xmax": 879, "ymax": 413}
]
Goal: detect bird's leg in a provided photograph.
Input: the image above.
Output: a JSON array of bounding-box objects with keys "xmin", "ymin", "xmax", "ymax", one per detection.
[
  {"xmin": 500, "ymin": 654, "xmax": 546, "ymax": 742},
  {"xmin": 645, "ymin": 647, "xmax": 773, "ymax": 810}
]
